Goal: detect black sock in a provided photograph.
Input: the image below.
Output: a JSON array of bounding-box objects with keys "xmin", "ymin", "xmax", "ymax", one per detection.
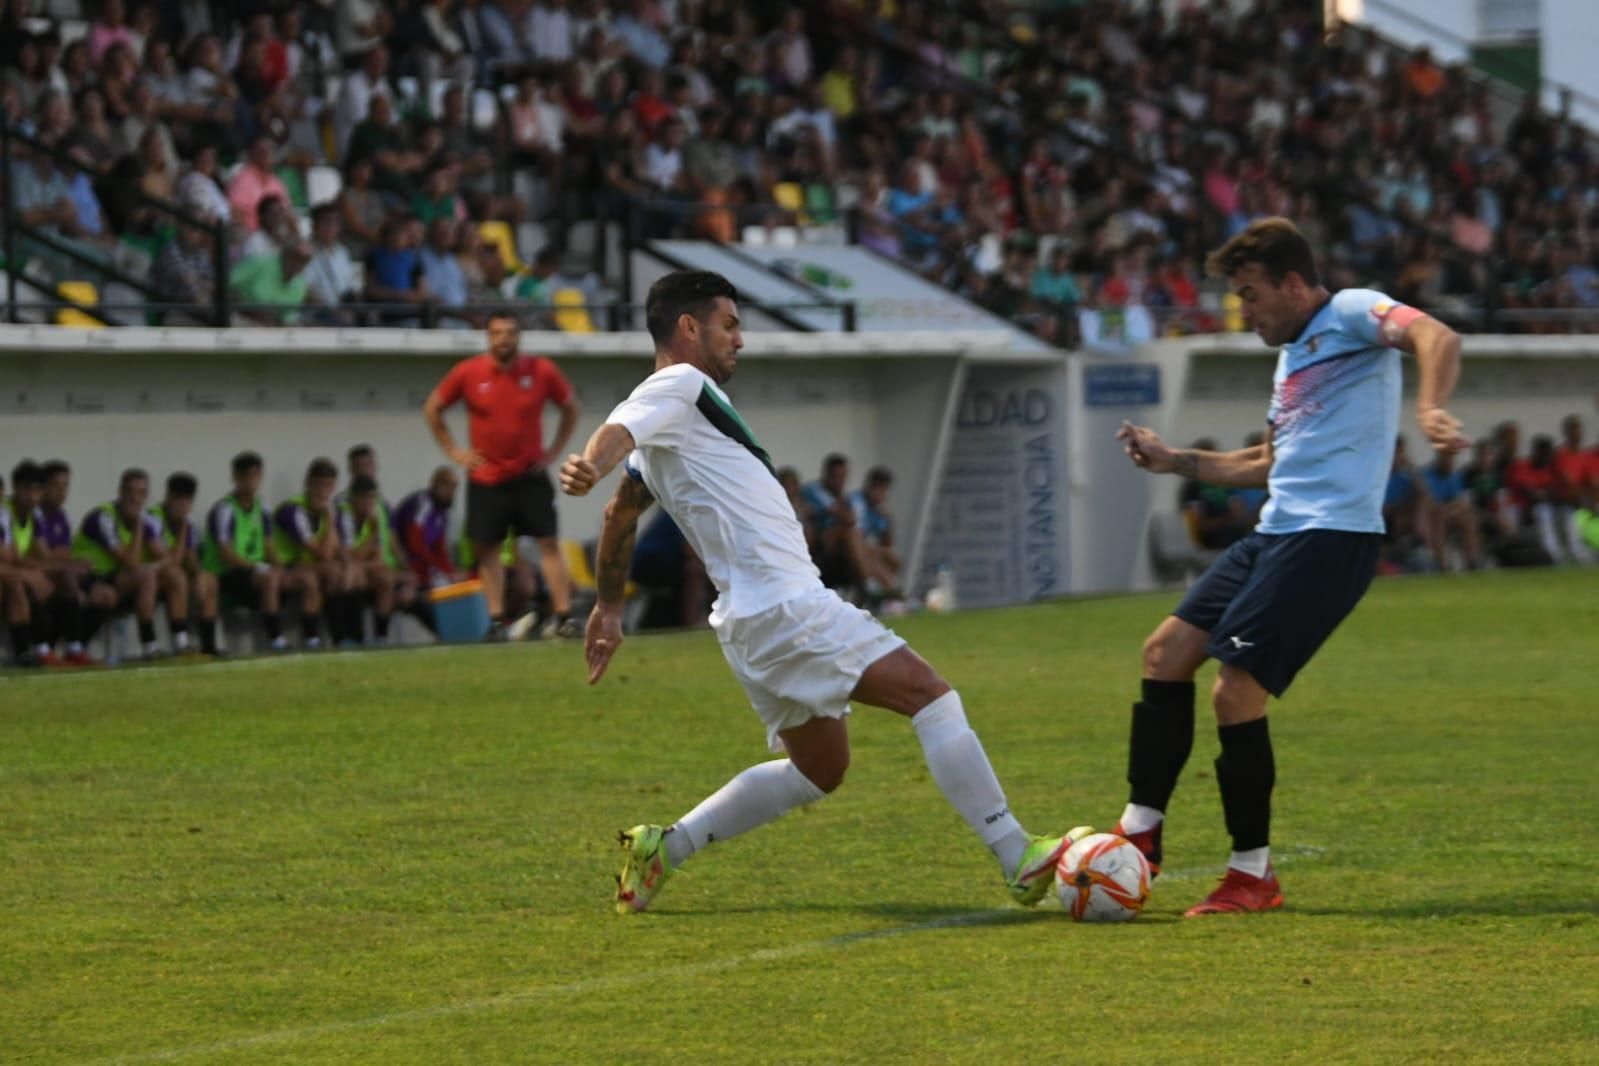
[
  {"xmin": 199, "ymin": 617, "xmax": 218, "ymax": 654},
  {"xmin": 137, "ymin": 619, "xmax": 157, "ymax": 645},
  {"xmin": 407, "ymin": 601, "xmax": 437, "ymax": 634},
  {"xmin": 326, "ymin": 596, "xmax": 347, "ymax": 643},
  {"xmin": 346, "ymin": 595, "xmax": 368, "ymax": 642},
  {"xmin": 10, "ymin": 622, "xmax": 32, "ymax": 654},
  {"xmin": 1127, "ymin": 679, "xmax": 1196, "ymax": 812},
  {"xmin": 263, "ymin": 611, "xmax": 283, "ymax": 640},
  {"xmin": 303, "ymin": 611, "xmax": 322, "ymax": 642},
  {"xmin": 1215, "ymin": 717, "xmax": 1275, "ymax": 853},
  {"xmin": 172, "ymin": 617, "xmax": 191, "ymax": 637},
  {"xmin": 49, "ymin": 594, "xmax": 80, "ymax": 645},
  {"xmin": 374, "ymin": 611, "xmax": 391, "ymax": 639},
  {"xmin": 77, "ymin": 604, "xmax": 105, "ymax": 644},
  {"xmin": 30, "ymin": 601, "xmax": 54, "ymax": 647}
]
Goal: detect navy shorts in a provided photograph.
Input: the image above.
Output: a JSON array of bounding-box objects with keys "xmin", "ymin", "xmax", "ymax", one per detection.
[{"xmin": 1173, "ymin": 529, "xmax": 1380, "ymax": 697}]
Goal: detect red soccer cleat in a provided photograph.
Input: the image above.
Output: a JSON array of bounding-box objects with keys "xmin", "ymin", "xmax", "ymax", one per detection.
[
  {"xmin": 1111, "ymin": 820, "xmax": 1163, "ymax": 877},
  {"xmin": 40, "ymin": 651, "xmax": 67, "ymax": 668},
  {"xmin": 1184, "ymin": 866, "xmax": 1284, "ymax": 917},
  {"xmin": 63, "ymin": 649, "xmax": 95, "ymax": 667}
]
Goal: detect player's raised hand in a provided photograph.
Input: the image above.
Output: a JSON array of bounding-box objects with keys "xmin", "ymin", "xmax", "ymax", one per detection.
[
  {"xmin": 560, "ymin": 453, "xmax": 599, "ymax": 496},
  {"xmin": 1418, "ymin": 406, "xmax": 1469, "ymax": 454},
  {"xmin": 584, "ymin": 605, "xmax": 624, "ymax": 684},
  {"xmin": 1116, "ymin": 421, "xmax": 1180, "ymax": 474}
]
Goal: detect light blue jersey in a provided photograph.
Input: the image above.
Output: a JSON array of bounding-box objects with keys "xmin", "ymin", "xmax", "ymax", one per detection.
[{"xmin": 1258, "ymin": 288, "xmax": 1411, "ymax": 535}]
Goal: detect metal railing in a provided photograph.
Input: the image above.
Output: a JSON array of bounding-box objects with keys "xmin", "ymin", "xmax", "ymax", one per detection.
[{"xmin": 1, "ymin": 119, "xmax": 232, "ymax": 326}]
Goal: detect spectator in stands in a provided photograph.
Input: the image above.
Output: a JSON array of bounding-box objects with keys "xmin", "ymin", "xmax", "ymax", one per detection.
[
  {"xmin": 339, "ymin": 473, "xmax": 412, "ymax": 644},
  {"xmin": 365, "ymin": 214, "xmax": 429, "ymax": 320},
  {"xmin": 72, "ymin": 467, "xmax": 171, "ymax": 660},
  {"xmin": 305, "ymin": 204, "xmax": 358, "ymax": 322},
  {"xmin": 334, "ymin": 39, "xmax": 390, "ymax": 155},
  {"xmin": 176, "ymin": 143, "xmax": 231, "ymax": 225},
  {"xmin": 230, "ymin": 241, "xmax": 312, "ymax": 326},
  {"xmin": 1420, "ymin": 448, "xmax": 1484, "ymax": 572},
  {"xmin": 420, "ymin": 217, "xmax": 472, "ymax": 327},
  {"xmin": 2, "ymin": 462, "xmax": 68, "ymax": 666},
  {"xmin": 347, "ymin": 92, "xmax": 426, "ymax": 202},
  {"xmin": 152, "ymin": 221, "xmax": 219, "ymax": 325},
  {"xmin": 240, "ymin": 193, "xmax": 295, "ymax": 259},
  {"xmin": 228, "ymin": 134, "xmax": 290, "ymax": 233},
  {"xmin": 146, "ymin": 472, "xmax": 219, "ymax": 655},
  {"xmin": 273, "ymin": 457, "xmax": 362, "ymax": 649},
  {"xmin": 411, "ymin": 163, "xmax": 463, "ymax": 226},
  {"xmin": 12, "ymin": 141, "xmax": 110, "ymax": 274},
  {"xmin": 337, "ymin": 156, "xmax": 386, "ymax": 259},
  {"xmin": 611, "ymin": 0, "xmax": 669, "ymax": 70},
  {"xmin": 88, "ymin": 0, "xmax": 138, "ymax": 65},
  {"xmin": 68, "ymin": 87, "xmax": 119, "ymax": 173},
  {"xmin": 394, "ymin": 466, "xmax": 460, "ymax": 591},
  {"xmin": 179, "ymin": 34, "xmax": 241, "ymax": 154},
  {"xmin": 1383, "ymin": 436, "xmax": 1427, "ymax": 570},
  {"xmin": 1179, "ymin": 438, "xmax": 1251, "ymax": 550},
  {"xmin": 201, "ymin": 451, "xmax": 292, "ymax": 652}
]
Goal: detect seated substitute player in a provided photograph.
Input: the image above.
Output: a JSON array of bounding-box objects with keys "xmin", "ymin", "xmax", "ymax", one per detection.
[
  {"xmin": 273, "ymin": 457, "xmax": 364, "ymax": 648},
  {"xmin": 393, "ymin": 466, "xmax": 461, "ymax": 589},
  {"xmin": 72, "ymin": 468, "xmax": 171, "ymax": 660},
  {"xmin": 3, "ymin": 464, "xmax": 72, "ymax": 666},
  {"xmin": 201, "ymin": 451, "xmax": 293, "ymax": 652},
  {"xmin": 560, "ymin": 270, "xmax": 1081, "ymax": 914},
  {"xmin": 1109, "ymin": 217, "xmax": 1466, "ymax": 916},
  {"xmin": 147, "ymin": 472, "xmax": 221, "ymax": 656},
  {"xmin": 36, "ymin": 459, "xmax": 93, "ymax": 663},
  {"xmin": 339, "ymin": 474, "xmax": 415, "ymax": 643}
]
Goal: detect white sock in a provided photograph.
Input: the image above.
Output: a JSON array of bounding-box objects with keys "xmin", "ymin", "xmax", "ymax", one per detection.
[
  {"xmin": 142, "ymin": 641, "xmax": 160, "ymax": 656},
  {"xmin": 1229, "ymin": 847, "xmax": 1271, "ymax": 878},
  {"xmin": 33, "ymin": 643, "xmax": 50, "ymax": 656},
  {"xmin": 667, "ymin": 759, "xmax": 825, "ymax": 867},
  {"xmin": 66, "ymin": 641, "xmax": 83, "ymax": 654},
  {"xmin": 911, "ymin": 690, "xmax": 1029, "ymax": 877},
  {"xmin": 1118, "ymin": 803, "xmax": 1164, "ymax": 835},
  {"xmin": 174, "ymin": 630, "xmax": 191, "ymax": 651}
]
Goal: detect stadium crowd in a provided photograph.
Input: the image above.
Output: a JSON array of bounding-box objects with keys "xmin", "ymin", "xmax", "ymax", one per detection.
[
  {"xmin": 0, "ymin": 444, "xmax": 904, "ymax": 666},
  {"xmin": 2, "ymin": 1, "xmax": 1599, "ymax": 341},
  {"xmin": 1177, "ymin": 412, "xmax": 1599, "ymax": 572}
]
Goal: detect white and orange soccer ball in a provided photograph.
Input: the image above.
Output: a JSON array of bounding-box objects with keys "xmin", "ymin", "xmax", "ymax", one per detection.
[{"xmin": 1055, "ymin": 832, "xmax": 1152, "ymax": 922}]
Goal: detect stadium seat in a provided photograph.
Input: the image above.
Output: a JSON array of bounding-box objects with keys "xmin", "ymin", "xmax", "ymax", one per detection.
[
  {"xmin": 471, "ymin": 88, "xmax": 499, "ymax": 133},
  {"xmin": 479, "ymin": 220, "xmax": 523, "ymax": 272},
  {"xmin": 741, "ymin": 226, "xmax": 768, "ymax": 246},
  {"xmin": 773, "ymin": 182, "xmax": 806, "ymax": 220},
  {"xmin": 515, "ymin": 222, "xmax": 546, "ymax": 262},
  {"xmin": 54, "ymin": 281, "xmax": 101, "ymax": 328},
  {"xmin": 551, "ymin": 288, "xmax": 595, "ymax": 333},
  {"xmin": 305, "ymin": 165, "xmax": 343, "ymax": 208}
]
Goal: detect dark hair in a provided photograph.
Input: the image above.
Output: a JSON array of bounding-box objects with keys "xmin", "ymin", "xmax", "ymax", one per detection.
[
  {"xmin": 645, "ymin": 270, "xmax": 738, "ymax": 346},
  {"xmin": 486, "ymin": 309, "xmax": 520, "ymax": 327},
  {"xmin": 41, "ymin": 459, "xmax": 70, "ymax": 479},
  {"xmin": 865, "ymin": 466, "xmax": 893, "ymax": 487},
  {"xmin": 347, "ymin": 443, "xmax": 374, "ymax": 463},
  {"xmin": 822, "ymin": 453, "xmax": 848, "ymax": 473},
  {"xmin": 166, "ymin": 472, "xmax": 198, "ymax": 498},
  {"xmin": 349, "ymin": 474, "xmax": 378, "ymax": 495},
  {"xmin": 232, "ymin": 451, "xmax": 264, "ymax": 476},
  {"xmin": 1204, "ymin": 216, "xmax": 1320, "ymax": 287},
  {"xmin": 11, "ymin": 459, "xmax": 44, "ymax": 487},
  {"xmin": 119, "ymin": 467, "xmax": 149, "ymax": 490},
  {"xmin": 306, "ymin": 457, "xmax": 338, "ymax": 481},
  {"xmin": 310, "ymin": 202, "xmax": 339, "ymax": 225}
]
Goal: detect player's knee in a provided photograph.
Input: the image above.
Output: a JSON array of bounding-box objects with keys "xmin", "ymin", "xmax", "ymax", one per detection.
[
  {"xmin": 1211, "ymin": 672, "xmax": 1267, "ymax": 725},
  {"xmin": 1143, "ymin": 625, "xmax": 1200, "ymax": 680},
  {"xmin": 796, "ymin": 751, "xmax": 848, "ymax": 794}
]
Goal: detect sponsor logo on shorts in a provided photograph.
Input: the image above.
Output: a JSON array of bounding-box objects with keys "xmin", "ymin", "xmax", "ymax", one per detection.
[{"xmin": 1229, "ymin": 636, "xmax": 1255, "ymax": 649}]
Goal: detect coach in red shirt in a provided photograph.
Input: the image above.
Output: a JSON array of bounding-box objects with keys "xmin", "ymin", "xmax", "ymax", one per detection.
[{"xmin": 423, "ymin": 311, "xmax": 583, "ymax": 637}]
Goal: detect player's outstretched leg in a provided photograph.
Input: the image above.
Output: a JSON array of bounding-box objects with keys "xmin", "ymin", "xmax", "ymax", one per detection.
[
  {"xmin": 1186, "ymin": 664, "xmax": 1283, "ymax": 916},
  {"xmin": 1114, "ymin": 616, "xmax": 1209, "ymax": 875},
  {"xmin": 615, "ymin": 727, "xmax": 835, "ymax": 915},
  {"xmin": 853, "ymin": 646, "xmax": 1080, "ymax": 906}
]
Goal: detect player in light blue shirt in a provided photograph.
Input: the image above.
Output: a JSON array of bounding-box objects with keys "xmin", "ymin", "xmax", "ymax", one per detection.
[{"xmin": 1109, "ymin": 218, "xmax": 1467, "ymax": 916}]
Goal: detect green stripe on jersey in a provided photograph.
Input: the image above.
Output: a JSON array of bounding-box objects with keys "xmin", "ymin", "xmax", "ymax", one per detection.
[{"xmin": 696, "ymin": 384, "xmax": 777, "ymax": 477}]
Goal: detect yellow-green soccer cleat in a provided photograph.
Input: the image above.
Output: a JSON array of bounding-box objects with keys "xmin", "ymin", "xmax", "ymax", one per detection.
[
  {"xmin": 615, "ymin": 824, "xmax": 673, "ymax": 915},
  {"xmin": 1007, "ymin": 826, "xmax": 1095, "ymax": 907}
]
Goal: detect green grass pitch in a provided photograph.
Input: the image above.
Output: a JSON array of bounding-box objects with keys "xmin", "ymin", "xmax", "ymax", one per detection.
[{"xmin": 4, "ymin": 569, "xmax": 1597, "ymax": 1064}]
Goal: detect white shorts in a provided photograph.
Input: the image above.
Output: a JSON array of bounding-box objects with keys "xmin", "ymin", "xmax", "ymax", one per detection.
[{"xmin": 713, "ymin": 587, "xmax": 907, "ymax": 753}]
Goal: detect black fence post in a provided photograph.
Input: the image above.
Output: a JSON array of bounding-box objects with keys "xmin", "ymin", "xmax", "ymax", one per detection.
[
  {"xmin": 1, "ymin": 120, "xmax": 17, "ymax": 324},
  {"xmin": 211, "ymin": 220, "xmax": 229, "ymax": 326},
  {"xmin": 842, "ymin": 301, "xmax": 857, "ymax": 332}
]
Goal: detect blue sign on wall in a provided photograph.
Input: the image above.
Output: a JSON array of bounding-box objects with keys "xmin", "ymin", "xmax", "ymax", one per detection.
[{"xmin": 1083, "ymin": 363, "xmax": 1161, "ymax": 407}]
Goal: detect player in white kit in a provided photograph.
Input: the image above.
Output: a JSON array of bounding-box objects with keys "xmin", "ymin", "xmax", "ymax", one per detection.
[{"xmin": 559, "ymin": 270, "xmax": 1082, "ymax": 914}]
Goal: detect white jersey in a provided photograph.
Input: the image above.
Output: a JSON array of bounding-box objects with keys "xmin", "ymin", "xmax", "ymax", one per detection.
[{"xmin": 609, "ymin": 362, "xmax": 821, "ymax": 620}]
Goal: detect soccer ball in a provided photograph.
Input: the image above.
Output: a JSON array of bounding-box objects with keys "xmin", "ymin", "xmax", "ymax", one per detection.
[{"xmin": 1056, "ymin": 833, "xmax": 1152, "ymax": 922}]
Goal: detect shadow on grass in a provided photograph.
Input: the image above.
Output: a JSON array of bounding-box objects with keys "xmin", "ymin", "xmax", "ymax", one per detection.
[{"xmin": 1291, "ymin": 898, "xmax": 1599, "ymax": 920}]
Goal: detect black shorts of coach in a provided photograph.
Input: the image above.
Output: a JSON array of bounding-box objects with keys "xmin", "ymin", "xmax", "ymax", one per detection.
[
  {"xmin": 466, "ymin": 469, "xmax": 558, "ymax": 546},
  {"xmin": 1173, "ymin": 529, "xmax": 1381, "ymax": 698}
]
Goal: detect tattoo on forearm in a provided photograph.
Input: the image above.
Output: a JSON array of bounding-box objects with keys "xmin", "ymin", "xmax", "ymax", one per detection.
[
  {"xmin": 1175, "ymin": 451, "xmax": 1198, "ymax": 479},
  {"xmin": 595, "ymin": 479, "xmax": 655, "ymax": 603}
]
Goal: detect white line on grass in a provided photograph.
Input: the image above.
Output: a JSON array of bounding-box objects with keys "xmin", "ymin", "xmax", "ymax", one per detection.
[{"xmin": 94, "ymin": 845, "xmax": 1327, "ymax": 1065}]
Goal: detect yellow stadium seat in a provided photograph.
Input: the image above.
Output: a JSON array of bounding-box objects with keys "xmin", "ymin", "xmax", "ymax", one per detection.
[
  {"xmin": 562, "ymin": 538, "xmax": 635, "ymax": 598},
  {"xmin": 552, "ymin": 287, "xmax": 596, "ymax": 333},
  {"xmin": 479, "ymin": 220, "xmax": 524, "ymax": 272},
  {"xmin": 55, "ymin": 281, "xmax": 103, "ymax": 328},
  {"xmin": 773, "ymin": 181, "xmax": 808, "ymax": 222}
]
